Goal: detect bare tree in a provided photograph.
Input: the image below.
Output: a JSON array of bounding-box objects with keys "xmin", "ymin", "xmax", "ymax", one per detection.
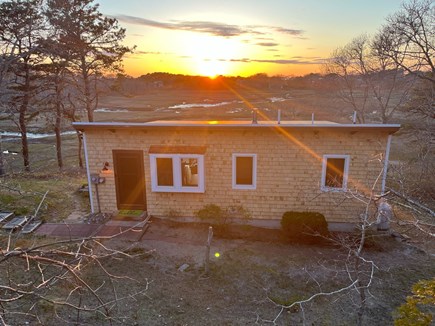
[
  {"xmin": 325, "ymin": 34, "xmax": 414, "ymax": 123},
  {"xmin": 373, "ymin": 0, "xmax": 434, "ymax": 85},
  {"xmin": 370, "ymin": 0, "xmax": 434, "ymax": 220}
]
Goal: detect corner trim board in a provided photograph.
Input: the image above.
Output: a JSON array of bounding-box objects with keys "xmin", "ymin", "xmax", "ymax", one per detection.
[{"xmin": 83, "ymin": 132, "xmax": 95, "ymax": 213}]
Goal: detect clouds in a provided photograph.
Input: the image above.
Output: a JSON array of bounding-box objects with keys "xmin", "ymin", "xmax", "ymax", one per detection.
[
  {"xmin": 256, "ymin": 42, "xmax": 279, "ymax": 47},
  {"xmin": 115, "ymin": 15, "xmax": 255, "ymax": 37},
  {"xmin": 273, "ymin": 27, "xmax": 306, "ymax": 37},
  {"xmin": 115, "ymin": 14, "xmax": 322, "ymax": 73},
  {"xmin": 115, "ymin": 15, "xmax": 304, "ymax": 39},
  {"xmin": 229, "ymin": 57, "xmax": 324, "ymax": 65}
]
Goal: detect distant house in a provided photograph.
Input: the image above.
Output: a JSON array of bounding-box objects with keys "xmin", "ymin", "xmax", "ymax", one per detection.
[{"xmin": 73, "ymin": 120, "xmax": 400, "ymax": 231}]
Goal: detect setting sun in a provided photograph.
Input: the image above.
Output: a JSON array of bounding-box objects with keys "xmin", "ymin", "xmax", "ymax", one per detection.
[
  {"xmin": 186, "ymin": 34, "xmax": 242, "ymax": 77},
  {"xmin": 196, "ymin": 59, "xmax": 228, "ymax": 78}
]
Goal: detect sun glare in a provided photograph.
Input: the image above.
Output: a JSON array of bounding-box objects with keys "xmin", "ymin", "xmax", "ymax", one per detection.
[
  {"xmin": 186, "ymin": 34, "xmax": 242, "ymax": 77},
  {"xmin": 197, "ymin": 59, "xmax": 230, "ymax": 78}
]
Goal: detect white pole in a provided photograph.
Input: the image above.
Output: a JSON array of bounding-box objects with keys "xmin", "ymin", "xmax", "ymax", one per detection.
[
  {"xmin": 353, "ymin": 111, "xmax": 357, "ymax": 124},
  {"xmin": 381, "ymin": 134, "xmax": 392, "ymax": 195},
  {"xmin": 83, "ymin": 132, "xmax": 95, "ymax": 213},
  {"xmin": 311, "ymin": 113, "xmax": 314, "ymax": 125},
  {"xmin": 277, "ymin": 109, "xmax": 281, "ymax": 124}
]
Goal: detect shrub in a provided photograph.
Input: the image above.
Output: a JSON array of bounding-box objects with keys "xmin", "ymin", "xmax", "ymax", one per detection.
[
  {"xmin": 393, "ymin": 278, "xmax": 435, "ymax": 326},
  {"xmin": 281, "ymin": 211, "xmax": 329, "ymax": 243},
  {"xmin": 195, "ymin": 204, "xmax": 227, "ymax": 224}
]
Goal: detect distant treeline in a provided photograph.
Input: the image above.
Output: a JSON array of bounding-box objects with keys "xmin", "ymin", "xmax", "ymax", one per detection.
[{"xmin": 110, "ymin": 72, "xmax": 343, "ymax": 95}]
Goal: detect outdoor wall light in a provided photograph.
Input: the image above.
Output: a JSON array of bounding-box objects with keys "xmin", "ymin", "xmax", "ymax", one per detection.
[{"xmin": 102, "ymin": 161, "xmax": 110, "ymax": 171}]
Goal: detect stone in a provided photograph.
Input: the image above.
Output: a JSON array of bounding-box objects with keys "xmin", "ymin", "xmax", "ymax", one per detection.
[{"xmin": 178, "ymin": 263, "xmax": 189, "ymax": 272}]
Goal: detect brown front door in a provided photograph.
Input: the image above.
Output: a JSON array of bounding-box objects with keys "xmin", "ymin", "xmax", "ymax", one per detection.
[{"xmin": 113, "ymin": 150, "xmax": 146, "ymax": 210}]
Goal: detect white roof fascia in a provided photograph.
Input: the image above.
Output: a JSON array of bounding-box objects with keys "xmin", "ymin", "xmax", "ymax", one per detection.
[{"xmin": 72, "ymin": 121, "xmax": 401, "ymax": 129}]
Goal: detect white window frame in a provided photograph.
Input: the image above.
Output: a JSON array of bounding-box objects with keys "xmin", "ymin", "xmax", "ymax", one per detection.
[
  {"xmin": 321, "ymin": 154, "xmax": 350, "ymax": 192},
  {"xmin": 150, "ymin": 154, "xmax": 204, "ymax": 193},
  {"xmin": 232, "ymin": 153, "xmax": 257, "ymax": 190}
]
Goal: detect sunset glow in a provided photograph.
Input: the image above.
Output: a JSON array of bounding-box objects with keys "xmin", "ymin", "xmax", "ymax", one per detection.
[
  {"xmin": 187, "ymin": 34, "xmax": 242, "ymax": 77},
  {"xmin": 99, "ymin": 0, "xmax": 404, "ymax": 77}
]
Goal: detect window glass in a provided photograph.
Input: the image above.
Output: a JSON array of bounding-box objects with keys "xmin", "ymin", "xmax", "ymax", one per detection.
[
  {"xmin": 156, "ymin": 157, "xmax": 173, "ymax": 186},
  {"xmin": 236, "ymin": 156, "xmax": 253, "ymax": 185},
  {"xmin": 181, "ymin": 158, "xmax": 199, "ymax": 187},
  {"xmin": 150, "ymin": 154, "xmax": 204, "ymax": 193},
  {"xmin": 325, "ymin": 158, "xmax": 345, "ymax": 188},
  {"xmin": 232, "ymin": 154, "xmax": 256, "ymax": 190}
]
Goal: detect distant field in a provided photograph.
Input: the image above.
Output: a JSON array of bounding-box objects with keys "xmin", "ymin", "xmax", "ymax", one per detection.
[{"xmin": 96, "ymin": 88, "xmax": 351, "ymax": 123}]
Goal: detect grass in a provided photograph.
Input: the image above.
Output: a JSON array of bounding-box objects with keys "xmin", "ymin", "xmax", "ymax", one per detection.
[
  {"xmin": 0, "ymin": 134, "xmax": 89, "ymax": 222},
  {"xmin": 0, "ymin": 172, "xmax": 88, "ymax": 222}
]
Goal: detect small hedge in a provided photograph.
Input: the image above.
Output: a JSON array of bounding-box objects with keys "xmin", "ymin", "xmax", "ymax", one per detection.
[
  {"xmin": 195, "ymin": 204, "xmax": 227, "ymax": 224},
  {"xmin": 281, "ymin": 211, "xmax": 329, "ymax": 243}
]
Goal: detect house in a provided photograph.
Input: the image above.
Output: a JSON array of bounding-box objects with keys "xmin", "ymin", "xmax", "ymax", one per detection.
[{"xmin": 73, "ymin": 119, "xmax": 400, "ymax": 231}]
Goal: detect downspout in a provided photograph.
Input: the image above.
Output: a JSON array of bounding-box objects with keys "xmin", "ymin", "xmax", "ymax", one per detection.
[
  {"xmin": 381, "ymin": 134, "xmax": 392, "ymax": 195},
  {"xmin": 82, "ymin": 132, "xmax": 95, "ymax": 213}
]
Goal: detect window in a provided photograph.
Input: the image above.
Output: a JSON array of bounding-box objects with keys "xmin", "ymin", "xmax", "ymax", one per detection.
[
  {"xmin": 232, "ymin": 154, "xmax": 257, "ymax": 189},
  {"xmin": 150, "ymin": 154, "xmax": 204, "ymax": 192},
  {"xmin": 321, "ymin": 155, "xmax": 350, "ymax": 191},
  {"xmin": 156, "ymin": 158, "xmax": 173, "ymax": 186}
]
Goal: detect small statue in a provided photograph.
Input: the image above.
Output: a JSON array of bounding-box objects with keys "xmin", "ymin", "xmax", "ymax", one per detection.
[{"xmin": 375, "ymin": 198, "xmax": 393, "ymax": 231}]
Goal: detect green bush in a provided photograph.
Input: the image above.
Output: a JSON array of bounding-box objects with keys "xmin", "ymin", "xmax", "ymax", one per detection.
[
  {"xmin": 195, "ymin": 204, "xmax": 227, "ymax": 223},
  {"xmin": 281, "ymin": 211, "xmax": 329, "ymax": 243},
  {"xmin": 393, "ymin": 278, "xmax": 435, "ymax": 326}
]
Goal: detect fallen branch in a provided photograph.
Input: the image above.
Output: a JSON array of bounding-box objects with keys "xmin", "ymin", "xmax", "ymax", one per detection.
[
  {"xmin": 33, "ymin": 190, "xmax": 49, "ymax": 219},
  {"xmin": 267, "ymin": 280, "xmax": 359, "ymax": 324},
  {"xmin": 388, "ymin": 187, "xmax": 435, "ymax": 217}
]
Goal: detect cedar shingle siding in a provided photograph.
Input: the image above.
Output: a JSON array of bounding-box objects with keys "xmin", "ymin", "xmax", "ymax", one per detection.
[{"xmin": 79, "ymin": 123, "xmax": 397, "ymax": 224}]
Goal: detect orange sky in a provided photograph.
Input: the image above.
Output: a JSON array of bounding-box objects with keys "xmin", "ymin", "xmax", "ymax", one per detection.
[{"xmin": 98, "ymin": 0, "xmax": 404, "ymax": 78}]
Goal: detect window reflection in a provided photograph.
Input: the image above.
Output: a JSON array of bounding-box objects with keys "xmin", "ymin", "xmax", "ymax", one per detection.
[{"xmin": 181, "ymin": 158, "xmax": 198, "ymax": 187}]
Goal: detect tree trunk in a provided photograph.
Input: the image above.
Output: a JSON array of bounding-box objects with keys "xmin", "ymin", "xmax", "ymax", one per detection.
[
  {"xmin": 0, "ymin": 135, "xmax": 4, "ymax": 176},
  {"xmin": 55, "ymin": 124, "xmax": 63, "ymax": 169},
  {"xmin": 76, "ymin": 131, "xmax": 83, "ymax": 169},
  {"xmin": 82, "ymin": 57, "xmax": 94, "ymax": 122},
  {"xmin": 85, "ymin": 78, "xmax": 93, "ymax": 122},
  {"xmin": 19, "ymin": 63, "xmax": 31, "ymax": 172},
  {"xmin": 55, "ymin": 83, "xmax": 63, "ymax": 169},
  {"xmin": 19, "ymin": 112, "xmax": 30, "ymax": 172}
]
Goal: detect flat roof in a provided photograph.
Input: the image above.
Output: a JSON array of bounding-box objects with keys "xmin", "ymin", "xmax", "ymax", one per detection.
[{"xmin": 72, "ymin": 120, "xmax": 401, "ymax": 133}]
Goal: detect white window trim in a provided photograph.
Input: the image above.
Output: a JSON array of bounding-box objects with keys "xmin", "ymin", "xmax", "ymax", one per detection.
[
  {"xmin": 150, "ymin": 154, "xmax": 205, "ymax": 193},
  {"xmin": 232, "ymin": 153, "xmax": 257, "ymax": 190},
  {"xmin": 321, "ymin": 154, "xmax": 350, "ymax": 192}
]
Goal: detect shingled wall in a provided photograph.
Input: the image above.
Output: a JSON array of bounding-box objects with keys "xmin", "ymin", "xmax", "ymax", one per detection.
[{"xmin": 84, "ymin": 126, "xmax": 391, "ymax": 225}]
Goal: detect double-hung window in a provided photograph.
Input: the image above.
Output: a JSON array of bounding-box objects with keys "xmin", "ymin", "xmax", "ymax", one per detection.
[
  {"xmin": 150, "ymin": 154, "xmax": 204, "ymax": 193},
  {"xmin": 321, "ymin": 154, "xmax": 350, "ymax": 191},
  {"xmin": 232, "ymin": 154, "xmax": 257, "ymax": 190}
]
